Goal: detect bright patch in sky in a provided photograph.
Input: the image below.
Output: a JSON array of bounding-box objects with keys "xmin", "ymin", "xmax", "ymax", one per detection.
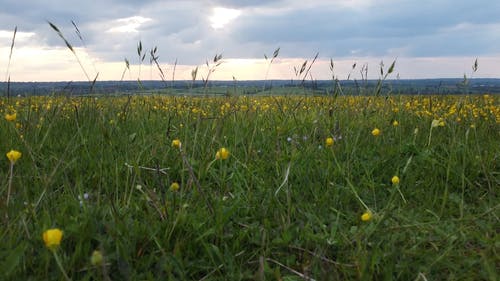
[
  {"xmin": 210, "ymin": 7, "xmax": 241, "ymax": 30},
  {"xmin": 107, "ymin": 16, "xmax": 152, "ymax": 33},
  {"xmin": 0, "ymin": 30, "xmax": 35, "ymax": 41}
]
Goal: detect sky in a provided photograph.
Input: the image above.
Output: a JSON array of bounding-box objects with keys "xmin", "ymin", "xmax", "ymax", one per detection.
[{"xmin": 1, "ymin": 0, "xmax": 499, "ymax": 82}]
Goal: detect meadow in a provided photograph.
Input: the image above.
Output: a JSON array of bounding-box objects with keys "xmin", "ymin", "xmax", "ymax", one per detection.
[{"xmin": 1, "ymin": 92, "xmax": 499, "ymax": 280}]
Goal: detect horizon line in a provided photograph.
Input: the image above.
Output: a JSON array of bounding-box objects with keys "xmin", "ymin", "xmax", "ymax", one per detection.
[{"xmin": 3, "ymin": 77, "xmax": 500, "ymax": 84}]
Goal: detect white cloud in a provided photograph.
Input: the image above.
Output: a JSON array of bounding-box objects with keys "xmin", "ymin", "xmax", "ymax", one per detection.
[
  {"xmin": 0, "ymin": 30, "xmax": 34, "ymax": 40},
  {"xmin": 107, "ymin": 16, "xmax": 153, "ymax": 33},
  {"xmin": 210, "ymin": 7, "xmax": 242, "ymax": 30}
]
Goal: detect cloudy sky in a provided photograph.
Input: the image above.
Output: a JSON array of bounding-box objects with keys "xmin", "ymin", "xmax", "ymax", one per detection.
[{"xmin": 1, "ymin": 0, "xmax": 499, "ymax": 81}]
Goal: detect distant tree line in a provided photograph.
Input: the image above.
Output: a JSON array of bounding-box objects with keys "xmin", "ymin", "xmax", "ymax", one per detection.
[{"xmin": 2, "ymin": 79, "xmax": 500, "ymax": 96}]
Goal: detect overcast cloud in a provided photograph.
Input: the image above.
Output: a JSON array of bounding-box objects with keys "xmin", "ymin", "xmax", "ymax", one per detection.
[{"xmin": 1, "ymin": 0, "xmax": 499, "ymax": 81}]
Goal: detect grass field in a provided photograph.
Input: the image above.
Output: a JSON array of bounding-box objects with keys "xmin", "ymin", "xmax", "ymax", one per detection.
[{"xmin": 1, "ymin": 93, "xmax": 499, "ymax": 280}]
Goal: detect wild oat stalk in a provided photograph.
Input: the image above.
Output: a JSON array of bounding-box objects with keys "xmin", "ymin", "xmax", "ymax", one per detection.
[
  {"xmin": 149, "ymin": 46, "xmax": 168, "ymax": 87},
  {"xmin": 72, "ymin": 21, "xmax": 99, "ymax": 93},
  {"xmin": 263, "ymin": 47, "xmax": 280, "ymax": 91},
  {"xmin": 5, "ymin": 26, "xmax": 16, "ymax": 80},
  {"xmin": 293, "ymin": 52, "xmax": 319, "ymax": 88},
  {"xmin": 171, "ymin": 58, "xmax": 178, "ymax": 89},
  {"xmin": 4, "ymin": 26, "xmax": 16, "ymax": 99},
  {"xmin": 461, "ymin": 58, "xmax": 478, "ymax": 94},
  {"xmin": 373, "ymin": 59, "xmax": 396, "ymax": 96},
  {"xmin": 202, "ymin": 53, "xmax": 223, "ymax": 94},
  {"xmin": 47, "ymin": 21, "xmax": 92, "ymax": 82},
  {"xmin": 136, "ymin": 41, "xmax": 146, "ymax": 86},
  {"xmin": 329, "ymin": 58, "xmax": 344, "ymax": 97},
  {"xmin": 71, "ymin": 20, "xmax": 98, "ymax": 75},
  {"xmin": 120, "ymin": 58, "xmax": 130, "ymax": 81}
]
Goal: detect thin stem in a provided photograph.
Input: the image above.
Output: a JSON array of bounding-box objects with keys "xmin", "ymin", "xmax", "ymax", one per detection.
[
  {"xmin": 180, "ymin": 149, "xmax": 214, "ymax": 215},
  {"xmin": 6, "ymin": 162, "xmax": 14, "ymax": 206},
  {"xmin": 331, "ymin": 150, "xmax": 371, "ymax": 212},
  {"xmin": 52, "ymin": 250, "xmax": 71, "ymax": 281},
  {"xmin": 427, "ymin": 127, "xmax": 433, "ymax": 147}
]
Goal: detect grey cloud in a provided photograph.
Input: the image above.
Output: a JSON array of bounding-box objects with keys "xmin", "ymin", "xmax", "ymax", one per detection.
[
  {"xmin": 1, "ymin": 0, "xmax": 499, "ymax": 67},
  {"xmin": 209, "ymin": 0, "xmax": 284, "ymax": 8},
  {"xmin": 226, "ymin": 0, "xmax": 500, "ymax": 58}
]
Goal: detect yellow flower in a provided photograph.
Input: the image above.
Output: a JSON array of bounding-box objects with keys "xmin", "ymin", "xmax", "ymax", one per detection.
[
  {"xmin": 325, "ymin": 137, "xmax": 334, "ymax": 147},
  {"xmin": 170, "ymin": 182, "xmax": 180, "ymax": 192},
  {"xmin": 392, "ymin": 120, "xmax": 399, "ymax": 126},
  {"xmin": 90, "ymin": 250, "xmax": 104, "ymax": 266},
  {"xmin": 371, "ymin": 128, "xmax": 381, "ymax": 137},
  {"xmin": 5, "ymin": 112, "xmax": 16, "ymax": 121},
  {"xmin": 361, "ymin": 211, "xmax": 372, "ymax": 222},
  {"xmin": 216, "ymin": 147, "xmax": 230, "ymax": 160},
  {"xmin": 43, "ymin": 228, "xmax": 63, "ymax": 250},
  {"xmin": 171, "ymin": 139, "xmax": 182, "ymax": 149},
  {"xmin": 391, "ymin": 175, "xmax": 400, "ymax": 185},
  {"xmin": 6, "ymin": 150, "xmax": 22, "ymax": 164}
]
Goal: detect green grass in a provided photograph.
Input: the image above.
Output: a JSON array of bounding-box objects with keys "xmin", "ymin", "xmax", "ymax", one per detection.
[{"xmin": 1, "ymin": 94, "xmax": 499, "ymax": 280}]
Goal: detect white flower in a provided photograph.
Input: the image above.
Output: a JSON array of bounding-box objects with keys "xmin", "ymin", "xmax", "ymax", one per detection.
[{"xmin": 431, "ymin": 119, "xmax": 440, "ymax": 128}]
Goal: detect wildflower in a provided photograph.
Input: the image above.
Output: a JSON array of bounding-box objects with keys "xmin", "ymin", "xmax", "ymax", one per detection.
[
  {"xmin": 216, "ymin": 147, "xmax": 230, "ymax": 160},
  {"xmin": 325, "ymin": 137, "xmax": 334, "ymax": 147},
  {"xmin": 392, "ymin": 120, "xmax": 399, "ymax": 126},
  {"xmin": 78, "ymin": 193, "xmax": 90, "ymax": 206},
  {"xmin": 170, "ymin": 182, "xmax": 180, "ymax": 192},
  {"xmin": 172, "ymin": 139, "xmax": 182, "ymax": 149},
  {"xmin": 43, "ymin": 228, "xmax": 63, "ymax": 251},
  {"xmin": 6, "ymin": 150, "xmax": 22, "ymax": 164},
  {"xmin": 391, "ymin": 176, "xmax": 400, "ymax": 185},
  {"xmin": 44, "ymin": 228, "xmax": 70, "ymax": 280},
  {"xmin": 90, "ymin": 250, "xmax": 104, "ymax": 266},
  {"xmin": 5, "ymin": 112, "xmax": 16, "ymax": 121},
  {"xmin": 361, "ymin": 211, "xmax": 372, "ymax": 222},
  {"xmin": 371, "ymin": 128, "xmax": 381, "ymax": 137}
]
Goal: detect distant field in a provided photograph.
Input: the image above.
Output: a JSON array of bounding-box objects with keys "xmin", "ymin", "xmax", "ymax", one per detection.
[
  {"xmin": 3, "ymin": 78, "xmax": 500, "ymax": 96},
  {"xmin": 1, "ymin": 94, "xmax": 499, "ymax": 280}
]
